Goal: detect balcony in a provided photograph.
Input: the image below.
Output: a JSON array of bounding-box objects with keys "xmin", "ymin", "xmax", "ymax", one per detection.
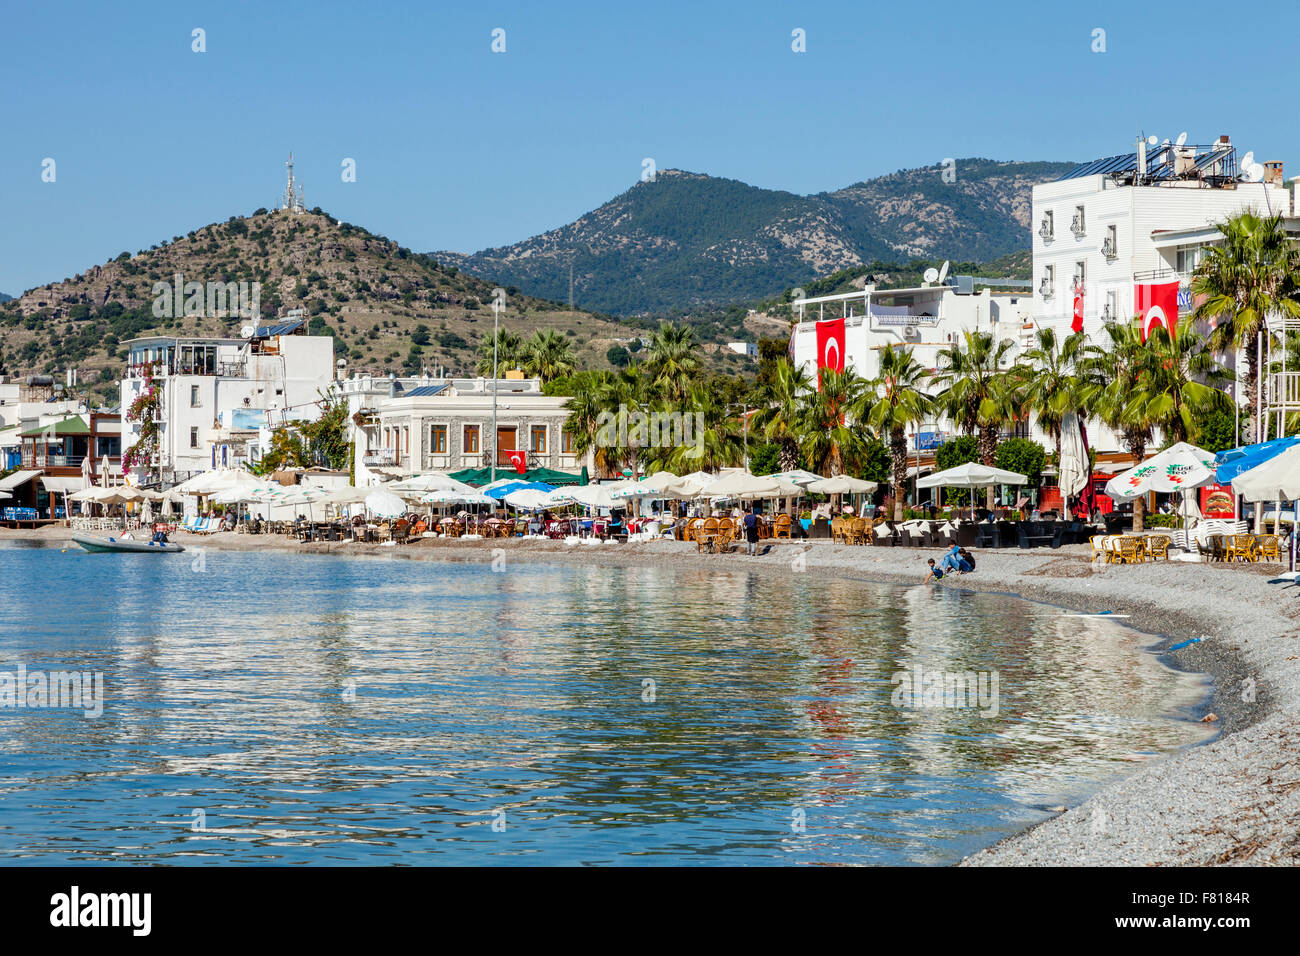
[
  {"xmin": 1267, "ymin": 371, "xmax": 1300, "ymax": 412},
  {"xmin": 1132, "ymin": 268, "xmax": 1191, "ymax": 283},
  {"xmin": 1037, "ymin": 220, "xmax": 1054, "ymax": 241},
  {"xmin": 362, "ymin": 448, "xmax": 396, "ymax": 467}
]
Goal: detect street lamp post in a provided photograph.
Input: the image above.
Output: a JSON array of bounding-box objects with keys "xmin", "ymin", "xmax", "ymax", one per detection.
[{"xmin": 490, "ymin": 289, "xmax": 502, "ymax": 484}]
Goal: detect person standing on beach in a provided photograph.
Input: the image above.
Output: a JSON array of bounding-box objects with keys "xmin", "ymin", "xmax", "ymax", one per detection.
[{"xmin": 743, "ymin": 507, "xmax": 760, "ymax": 556}]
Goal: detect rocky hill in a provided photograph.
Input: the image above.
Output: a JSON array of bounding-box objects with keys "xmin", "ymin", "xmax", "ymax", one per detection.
[
  {"xmin": 0, "ymin": 210, "xmax": 713, "ymax": 400},
  {"xmin": 435, "ymin": 159, "xmax": 1073, "ymax": 315}
]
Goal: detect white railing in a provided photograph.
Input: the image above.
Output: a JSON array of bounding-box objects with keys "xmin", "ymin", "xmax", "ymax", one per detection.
[{"xmin": 1267, "ymin": 371, "xmax": 1300, "ymax": 410}]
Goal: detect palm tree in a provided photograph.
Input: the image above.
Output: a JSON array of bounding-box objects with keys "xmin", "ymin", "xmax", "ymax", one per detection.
[
  {"xmin": 752, "ymin": 359, "xmax": 812, "ymax": 473},
  {"xmin": 794, "ymin": 367, "xmax": 870, "ymax": 477},
  {"xmin": 562, "ymin": 370, "xmax": 617, "ymax": 476},
  {"xmin": 854, "ymin": 345, "xmax": 933, "ymax": 521},
  {"xmin": 522, "ymin": 329, "xmax": 576, "ymax": 384},
  {"xmin": 645, "ymin": 384, "xmax": 744, "ymax": 473},
  {"xmin": 644, "ymin": 321, "xmax": 701, "ymax": 401},
  {"xmin": 1081, "ymin": 321, "xmax": 1160, "ymax": 530},
  {"xmin": 936, "ymin": 330, "xmax": 1018, "ymax": 507},
  {"xmin": 1191, "ymin": 210, "xmax": 1300, "ymax": 441},
  {"xmin": 476, "ymin": 329, "xmax": 524, "ymax": 376},
  {"xmin": 1018, "ymin": 327, "xmax": 1086, "ymax": 468},
  {"xmin": 1139, "ymin": 323, "xmax": 1231, "ymax": 446}
]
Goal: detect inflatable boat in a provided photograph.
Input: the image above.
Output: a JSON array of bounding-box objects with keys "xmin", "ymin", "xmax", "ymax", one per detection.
[{"xmin": 71, "ymin": 534, "xmax": 186, "ymax": 554}]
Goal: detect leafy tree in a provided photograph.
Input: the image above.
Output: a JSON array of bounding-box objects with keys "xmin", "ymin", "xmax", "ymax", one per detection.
[
  {"xmin": 855, "ymin": 345, "xmax": 933, "ymax": 520},
  {"xmin": 1192, "ymin": 211, "xmax": 1300, "ymax": 441},
  {"xmin": 606, "ymin": 344, "xmax": 631, "ymax": 367},
  {"xmin": 993, "ymin": 437, "xmax": 1045, "ymax": 485},
  {"xmin": 936, "ymin": 434, "xmax": 979, "ymax": 470},
  {"xmin": 935, "ymin": 330, "xmax": 1018, "ymax": 507}
]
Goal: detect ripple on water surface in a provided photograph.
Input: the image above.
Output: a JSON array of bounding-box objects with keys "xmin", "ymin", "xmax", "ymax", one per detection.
[{"xmin": 0, "ymin": 545, "xmax": 1211, "ymax": 865}]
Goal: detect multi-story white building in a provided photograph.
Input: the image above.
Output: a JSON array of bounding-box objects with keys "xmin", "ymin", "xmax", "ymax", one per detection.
[
  {"xmin": 790, "ymin": 281, "xmax": 1033, "ymax": 381},
  {"xmin": 119, "ymin": 320, "xmax": 335, "ymax": 482},
  {"xmin": 1032, "ymin": 135, "xmax": 1290, "ymax": 340},
  {"xmin": 355, "ymin": 374, "xmax": 582, "ymax": 481}
]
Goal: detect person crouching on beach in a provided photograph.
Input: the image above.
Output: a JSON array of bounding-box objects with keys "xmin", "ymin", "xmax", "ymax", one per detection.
[
  {"xmin": 924, "ymin": 558, "xmax": 944, "ymax": 583},
  {"xmin": 939, "ymin": 544, "xmax": 973, "ymax": 574}
]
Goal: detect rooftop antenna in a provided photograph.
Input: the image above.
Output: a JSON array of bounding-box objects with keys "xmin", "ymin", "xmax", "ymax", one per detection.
[
  {"xmin": 937, "ymin": 260, "xmax": 950, "ymax": 285},
  {"xmin": 1175, "ymin": 131, "xmax": 1188, "ymax": 146}
]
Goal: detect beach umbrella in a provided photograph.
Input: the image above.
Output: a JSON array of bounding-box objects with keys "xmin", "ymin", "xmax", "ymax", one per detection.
[
  {"xmin": 703, "ymin": 471, "xmax": 805, "ymax": 500},
  {"xmin": 1215, "ymin": 436, "xmax": 1300, "ymax": 485},
  {"xmin": 365, "ymin": 489, "xmax": 407, "ymax": 518},
  {"xmin": 612, "ymin": 471, "xmax": 700, "ymax": 500},
  {"xmin": 767, "ymin": 468, "xmax": 823, "ymax": 487},
  {"xmin": 420, "ymin": 489, "xmax": 494, "ymax": 507},
  {"xmin": 806, "ymin": 475, "xmax": 878, "ymax": 494},
  {"xmin": 579, "ymin": 465, "xmax": 589, "ymax": 486},
  {"xmin": 561, "ymin": 484, "xmax": 618, "ymax": 509},
  {"xmin": 0, "ymin": 490, "xmax": 10, "ymax": 501},
  {"xmin": 389, "ymin": 473, "xmax": 479, "ymax": 496},
  {"xmin": 917, "ymin": 462, "xmax": 1028, "ymax": 489},
  {"xmin": 503, "ymin": 488, "xmax": 552, "ymax": 511},
  {"xmin": 1104, "ymin": 442, "xmax": 1216, "ymax": 499},
  {"xmin": 1231, "ymin": 444, "xmax": 1300, "ymax": 501},
  {"xmin": 1058, "ymin": 411, "xmax": 1089, "ymax": 501}
]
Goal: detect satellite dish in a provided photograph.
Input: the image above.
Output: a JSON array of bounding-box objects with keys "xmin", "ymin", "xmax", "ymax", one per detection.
[
  {"xmin": 240, "ymin": 325, "xmax": 254, "ymax": 338},
  {"xmin": 1245, "ymin": 163, "xmax": 1266, "ymax": 183},
  {"xmin": 1242, "ymin": 150, "xmax": 1255, "ymax": 167},
  {"xmin": 937, "ymin": 260, "xmax": 950, "ymax": 285},
  {"xmin": 1175, "ymin": 132, "xmax": 1188, "ymax": 146},
  {"xmin": 1147, "ymin": 135, "xmax": 1159, "ymax": 147},
  {"xmin": 923, "ymin": 267, "xmax": 939, "ymax": 284}
]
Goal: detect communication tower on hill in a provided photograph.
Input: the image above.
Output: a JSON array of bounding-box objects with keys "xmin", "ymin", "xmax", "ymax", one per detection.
[{"xmin": 280, "ymin": 153, "xmax": 306, "ymax": 213}]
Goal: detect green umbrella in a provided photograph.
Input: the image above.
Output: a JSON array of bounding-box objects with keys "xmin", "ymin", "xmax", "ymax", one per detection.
[{"xmin": 579, "ymin": 465, "xmax": 589, "ymax": 487}]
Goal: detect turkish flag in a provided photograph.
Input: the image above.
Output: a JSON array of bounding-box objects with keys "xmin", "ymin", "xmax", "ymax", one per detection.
[
  {"xmin": 814, "ymin": 317, "xmax": 845, "ymax": 389},
  {"xmin": 1071, "ymin": 287, "xmax": 1084, "ymax": 334},
  {"xmin": 507, "ymin": 450, "xmax": 527, "ymax": 474},
  {"xmin": 1135, "ymin": 281, "xmax": 1179, "ymax": 342}
]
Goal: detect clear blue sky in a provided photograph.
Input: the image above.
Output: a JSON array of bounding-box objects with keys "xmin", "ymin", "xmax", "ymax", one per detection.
[{"xmin": 2, "ymin": 0, "xmax": 1295, "ymax": 296}]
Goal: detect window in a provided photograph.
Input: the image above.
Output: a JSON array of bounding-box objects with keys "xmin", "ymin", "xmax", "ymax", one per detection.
[
  {"xmin": 430, "ymin": 424, "xmax": 447, "ymax": 454},
  {"xmin": 190, "ymin": 427, "xmax": 199, "ymax": 449},
  {"xmin": 561, "ymin": 430, "xmax": 575, "ymax": 454},
  {"xmin": 1040, "ymin": 264, "xmax": 1055, "ymax": 298},
  {"xmin": 1176, "ymin": 246, "xmax": 1203, "ymax": 274},
  {"xmin": 190, "ymin": 385, "xmax": 200, "ymax": 407},
  {"xmin": 463, "ymin": 425, "xmax": 480, "ymax": 454},
  {"xmin": 1074, "ymin": 261, "xmax": 1086, "ymax": 290},
  {"xmin": 1104, "ymin": 224, "xmax": 1118, "ymax": 258},
  {"xmin": 1072, "ymin": 204, "xmax": 1086, "ymax": 235},
  {"xmin": 530, "ymin": 425, "xmax": 547, "ymax": 453},
  {"xmin": 1039, "ymin": 210, "xmax": 1054, "ymax": 240},
  {"xmin": 1105, "ymin": 289, "xmax": 1118, "ymax": 321}
]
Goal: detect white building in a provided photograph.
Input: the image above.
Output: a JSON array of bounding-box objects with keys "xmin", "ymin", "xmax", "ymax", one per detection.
[
  {"xmin": 726, "ymin": 342, "xmax": 759, "ymax": 358},
  {"xmin": 1031, "ymin": 134, "xmax": 1292, "ymax": 451},
  {"xmin": 349, "ymin": 374, "xmax": 581, "ymax": 482},
  {"xmin": 1031, "ymin": 135, "xmax": 1290, "ymax": 345},
  {"xmin": 791, "ymin": 281, "xmax": 1032, "ymax": 385},
  {"xmin": 119, "ymin": 320, "xmax": 336, "ymax": 482}
]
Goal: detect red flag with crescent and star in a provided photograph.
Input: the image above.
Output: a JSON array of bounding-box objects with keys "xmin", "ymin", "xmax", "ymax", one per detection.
[
  {"xmin": 1135, "ymin": 281, "xmax": 1179, "ymax": 343},
  {"xmin": 814, "ymin": 317, "xmax": 845, "ymax": 390},
  {"xmin": 507, "ymin": 450, "xmax": 527, "ymax": 474},
  {"xmin": 1071, "ymin": 284, "xmax": 1084, "ymax": 334}
]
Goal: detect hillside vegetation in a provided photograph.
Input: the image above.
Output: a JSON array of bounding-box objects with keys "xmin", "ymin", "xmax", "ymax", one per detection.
[{"xmin": 436, "ymin": 159, "xmax": 1072, "ymax": 315}]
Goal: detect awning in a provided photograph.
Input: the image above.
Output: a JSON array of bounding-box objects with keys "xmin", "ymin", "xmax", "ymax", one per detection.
[
  {"xmin": 0, "ymin": 469, "xmax": 41, "ymax": 491},
  {"xmin": 40, "ymin": 476, "xmax": 87, "ymax": 494}
]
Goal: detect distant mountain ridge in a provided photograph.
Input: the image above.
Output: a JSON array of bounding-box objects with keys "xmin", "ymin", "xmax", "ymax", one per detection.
[
  {"xmin": 434, "ymin": 159, "xmax": 1074, "ymax": 315},
  {"xmin": 0, "ymin": 293, "xmax": 12, "ymax": 303}
]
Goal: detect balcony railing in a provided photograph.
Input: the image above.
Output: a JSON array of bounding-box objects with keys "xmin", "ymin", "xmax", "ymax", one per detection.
[
  {"xmin": 1267, "ymin": 371, "xmax": 1300, "ymax": 411},
  {"xmin": 362, "ymin": 448, "xmax": 396, "ymax": 467},
  {"xmin": 1132, "ymin": 268, "xmax": 1191, "ymax": 283}
]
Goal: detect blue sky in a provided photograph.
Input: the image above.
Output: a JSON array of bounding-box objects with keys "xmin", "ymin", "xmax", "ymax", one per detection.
[{"xmin": 2, "ymin": 0, "xmax": 1296, "ymax": 295}]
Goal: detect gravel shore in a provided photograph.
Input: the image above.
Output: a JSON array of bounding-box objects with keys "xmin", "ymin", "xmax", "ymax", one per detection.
[{"xmin": 6, "ymin": 525, "xmax": 1298, "ymax": 865}]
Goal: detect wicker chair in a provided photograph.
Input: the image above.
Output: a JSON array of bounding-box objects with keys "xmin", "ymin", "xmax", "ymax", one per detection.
[
  {"xmin": 1146, "ymin": 534, "xmax": 1171, "ymax": 561},
  {"xmin": 830, "ymin": 517, "xmax": 846, "ymax": 544},
  {"xmin": 1227, "ymin": 534, "xmax": 1255, "ymax": 562},
  {"xmin": 684, "ymin": 517, "xmax": 703, "ymax": 542},
  {"xmin": 1255, "ymin": 534, "xmax": 1280, "ymax": 562},
  {"xmin": 1090, "ymin": 535, "xmax": 1107, "ymax": 563},
  {"xmin": 772, "ymin": 513, "xmax": 792, "ymax": 539},
  {"xmin": 1115, "ymin": 535, "xmax": 1143, "ymax": 564}
]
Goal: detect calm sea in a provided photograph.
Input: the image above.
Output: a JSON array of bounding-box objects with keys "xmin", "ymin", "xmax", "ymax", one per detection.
[{"xmin": 0, "ymin": 541, "xmax": 1210, "ymax": 865}]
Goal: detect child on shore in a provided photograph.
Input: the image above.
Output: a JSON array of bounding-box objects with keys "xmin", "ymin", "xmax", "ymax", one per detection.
[{"xmin": 923, "ymin": 558, "xmax": 944, "ymax": 583}]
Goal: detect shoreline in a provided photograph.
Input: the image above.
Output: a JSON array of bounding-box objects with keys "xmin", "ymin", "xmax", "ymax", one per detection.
[{"xmin": 5, "ymin": 526, "xmax": 1297, "ymax": 865}]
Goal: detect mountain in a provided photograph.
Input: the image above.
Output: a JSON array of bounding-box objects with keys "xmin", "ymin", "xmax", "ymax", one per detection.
[
  {"xmin": 0, "ymin": 210, "xmax": 699, "ymax": 397},
  {"xmin": 435, "ymin": 159, "xmax": 1074, "ymax": 315},
  {"xmin": 0, "ymin": 293, "xmax": 12, "ymax": 303}
]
